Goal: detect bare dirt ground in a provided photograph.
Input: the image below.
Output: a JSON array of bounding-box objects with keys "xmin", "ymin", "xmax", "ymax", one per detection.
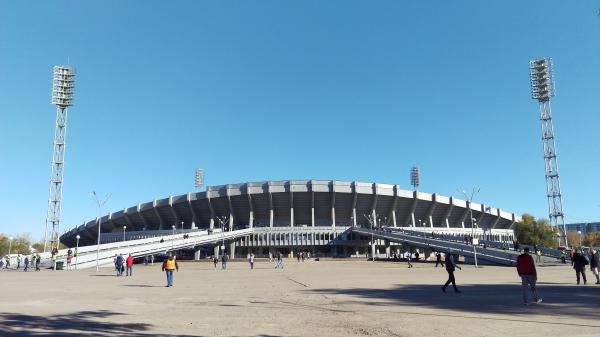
[{"xmin": 0, "ymin": 259, "xmax": 598, "ymax": 337}]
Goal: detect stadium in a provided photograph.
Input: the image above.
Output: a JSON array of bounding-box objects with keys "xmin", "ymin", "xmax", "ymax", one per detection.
[{"xmin": 61, "ymin": 180, "xmax": 518, "ymax": 258}]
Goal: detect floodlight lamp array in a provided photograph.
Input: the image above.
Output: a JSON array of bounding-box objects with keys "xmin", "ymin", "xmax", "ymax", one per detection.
[
  {"xmin": 529, "ymin": 58, "xmax": 555, "ymax": 102},
  {"xmin": 195, "ymin": 168, "xmax": 204, "ymax": 189},
  {"xmin": 410, "ymin": 166, "xmax": 420, "ymax": 190},
  {"xmin": 52, "ymin": 66, "xmax": 76, "ymax": 107}
]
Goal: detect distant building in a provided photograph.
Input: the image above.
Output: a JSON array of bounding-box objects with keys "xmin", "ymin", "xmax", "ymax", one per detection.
[{"xmin": 564, "ymin": 222, "xmax": 600, "ymax": 233}]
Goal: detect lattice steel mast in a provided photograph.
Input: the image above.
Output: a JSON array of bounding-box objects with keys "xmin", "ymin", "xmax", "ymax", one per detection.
[
  {"xmin": 528, "ymin": 58, "xmax": 568, "ymax": 247},
  {"xmin": 43, "ymin": 66, "xmax": 75, "ymax": 252}
]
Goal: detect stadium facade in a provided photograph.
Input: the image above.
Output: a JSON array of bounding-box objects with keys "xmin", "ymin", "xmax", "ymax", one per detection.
[{"xmin": 61, "ymin": 180, "xmax": 518, "ymax": 257}]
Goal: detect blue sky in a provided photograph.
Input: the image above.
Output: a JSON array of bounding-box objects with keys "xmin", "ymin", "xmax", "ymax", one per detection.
[{"xmin": 1, "ymin": 1, "xmax": 599, "ymax": 240}]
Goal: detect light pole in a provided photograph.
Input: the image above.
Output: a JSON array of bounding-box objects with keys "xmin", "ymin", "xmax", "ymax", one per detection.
[
  {"xmin": 577, "ymin": 230, "xmax": 582, "ymax": 247},
  {"xmin": 364, "ymin": 214, "xmax": 376, "ymax": 262},
  {"xmin": 181, "ymin": 221, "xmax": 184, "ymax": 234},
  {"xmin": 75, "ymin": 234, "xmax": 80, "ymax": 270},
  {"xmin": 458, "ymin": 187, "xmax": 480, "ymax": 268},
  {"xmin": 216, "ymin": 216, "xmax": 229, "ymax": 257},
  {"xmin": 123, "ymin": 226, "xmax": 127, "ymax": 241},
  {"xmin": 91, "ymin": 191, "xmax": 112, "ymax": 272},
  {"xmin": 171, "ymin": 225, "xmax": 176, "ymax": 250}
]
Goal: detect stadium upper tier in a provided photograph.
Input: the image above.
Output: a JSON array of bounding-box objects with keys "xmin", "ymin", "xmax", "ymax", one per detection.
[{"xmin": 61, "ymin": 180, "xmax": 520, "ymax": 246}]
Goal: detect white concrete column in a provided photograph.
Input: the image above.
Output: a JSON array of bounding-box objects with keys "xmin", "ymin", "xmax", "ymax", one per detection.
[
  {"xmin": 229, "ymin": 241, "xmax": 236, "ymax": 259},
  {"xmin": 187, "ymin": 193, "xmax": 198, "ymax": 229},
  {"xmin": 247, "ymin": 190, "xmax": 254, "ymax": 229},
  {"xmin": 268, "ymin": 190, "xmax": 274, "ymax": 227},
  {"xmin": 207, "ymin": 196, "xmax": 215, "ymax": 231},
  {"xmin": 331, "ymin": 189, "xmax": 336, "ymax": 228}
]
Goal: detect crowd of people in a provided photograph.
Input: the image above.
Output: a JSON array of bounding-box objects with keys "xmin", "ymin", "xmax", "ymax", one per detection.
[{"xmin": 1, "ymin": 252, "xmax": 42, "ymax": 271}]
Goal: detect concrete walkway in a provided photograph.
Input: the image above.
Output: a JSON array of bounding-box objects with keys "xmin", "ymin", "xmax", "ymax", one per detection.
[{"xmin": 0, "ymin": 260, "xmax": 598, "ymax": 336}]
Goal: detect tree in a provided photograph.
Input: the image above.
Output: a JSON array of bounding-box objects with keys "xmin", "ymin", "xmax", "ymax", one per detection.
[
  {"xmin": 514, "ymin": 214, "xmax": 559, "ymax": 248},
  {"xmin": 0, "ymin": 234, "xmax": 32, "ymax": 256},
  {"xmin": 583, "ymin": 232, "xmax": 600, "ymax": 247}
]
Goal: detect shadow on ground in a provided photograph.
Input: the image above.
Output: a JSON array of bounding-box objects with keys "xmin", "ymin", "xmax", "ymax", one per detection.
[
  {"xmin": 0, "ymin": 310, "xmax": 200, "ymax": 337},
  {"xmin": 0, "ymin": 310, "xmax": 284, "ymax": 337},
  {"xmin": 307, "ymin": 283, "xmax": 600, "ymax": 323}
]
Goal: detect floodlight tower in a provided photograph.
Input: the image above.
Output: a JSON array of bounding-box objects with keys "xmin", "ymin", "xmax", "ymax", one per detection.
[
  {"xmin": 43, "ymin": 66, "xmax": 75, "ymax": 252},
  {"xmin": 410, "ymin": 166, "xmax": 420, "ymax": 191},
  {"xmin": 195, "ymin": 168, "xmax": 204, "ymax": 190},
  {"xmin": 528, "ymin": 58, "xmax": 568, "ymax": 247}
]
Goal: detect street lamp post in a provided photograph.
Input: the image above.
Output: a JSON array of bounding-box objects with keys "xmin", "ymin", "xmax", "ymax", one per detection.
[
  {"xmin": 171, "ymin": 225, "xmax": 176, "ymax": 251},
  {"xmin": 364, "ymin": 214, "xmax": 376, "ymax": 262},
  {"xmin": 8, "ymin": 237, "xmax": 13, "ymax": 256},
  {"xmin": 181, "ymin": 221, "xmax": 184, "ymax": 234},
  {"xmin": 91, "ymin": 191, "xmax": 112, "ymax": 272},
  {"xmin": 123, "ymin": 226, "xmax": 127, "ymax": 241},
  {"xmin": 458, "ymin": 187, "xmax": 480, "ymax": 268},
  {"xmin": 216, "ymin": 216, "xmax": 229, "ymax": 257},
  {"xmin": 577, "ymin": 230, "xmax": 582, "ymax": 247},
  {"xmin": 75, "ymin": 235, "xmax": 80, "ymax": 270}
]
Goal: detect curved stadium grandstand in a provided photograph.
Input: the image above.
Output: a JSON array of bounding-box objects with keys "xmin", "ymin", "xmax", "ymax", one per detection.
[{"xmin": 61, "ymin": 180, "xmax": 518, "ymax": 258}]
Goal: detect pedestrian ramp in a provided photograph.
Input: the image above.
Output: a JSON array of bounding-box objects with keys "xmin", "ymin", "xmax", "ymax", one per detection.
[
  {"xmin": 350, "ymin": 227, "xmax": 520, "ymax": 266},
  {"xmin": 38, "ymin": 228, "xmax": 253, "ymax": 269}
]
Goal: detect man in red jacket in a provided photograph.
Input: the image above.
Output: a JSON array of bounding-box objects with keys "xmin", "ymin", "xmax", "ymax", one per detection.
[
  {"xmin": 516, "ymin": 247, "xmax": 542, "ymax": 305},
  {"xmin": 126, "ymin": 254, "xmax": 134, "ymax": 277}
]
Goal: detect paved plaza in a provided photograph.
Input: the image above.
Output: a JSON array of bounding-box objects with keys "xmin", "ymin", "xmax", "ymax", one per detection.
[{"xmin": 0, "ymin": 259, "xmax": 598, "ymax": 336}]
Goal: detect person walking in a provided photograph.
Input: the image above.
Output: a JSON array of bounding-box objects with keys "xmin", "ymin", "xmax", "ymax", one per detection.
[
  {"xmin": 405, "ymin": 251, "xmax": 413, "ymax": 268},
  {"xmin": 516, "ymin": 247, "xmax": 542, "ymax": 305},
  {"xmin": 116, "ymin": 254, "xmax": 124, "ymax": 277},
  {"xmin": 66, "ymin": 255, "xmax": 73, "ymax": 271},
  {"xmin": 30, "ymin": 254, "xmax": 36, "ymax": 271},
  {"xmin": 570, "ymin": 250, "xmax": 575, "ymax": 266},
  {"xmin": 23, "ymin": 256, "xmax": 29, "ymax": 272},
  {"xmin": 572, "ymin": 249, "xmax": 588, "ymax": 285},
  {"xmin": 275, "ymin": 252, "xmax": 284, "ymax": 269},
  {"xmin": 213, "ymin": 255, "xmax": 218, "ymax": 269},
  {"xmin": 441, "ymin": 253, "xmax": 461, "ymax": 293},
  {"xmin": 589, "ymin": 249, "xmax": 599, "ymax": 284},
  {"xmin": 16, "ymin": 254, "xmax": 21, "ymax": 270},
  {"xmin": 535, "ymin": 249, "xmax": 542, "ymax": 263},
  {"xmin": 35, "ymin": 253, "xmax": 41, "ymax": 271},
  {"xmin": 221, "ymin": 252, "xmax": 228, "ymax": 270},
  {"xmin": 435, "ymin": 252, "xmax": 444, "ymax": 268},
  {"xmin": 560, "ymin": 250, "xmax": 566, "ymax": 264},
  {"xmin": 126, "ymin": 254, "xmax": 134, "ymax": 276},
  {"xmin": 249, "ymin": 253, "xmax": 255, "ymax": 270},
  {"xmin": 161, "ymin": 253, "xmax": 179, "ymax": 287},
  {"xmin": 51, "ymin": 253, "xmax": 57, "ymax": 270}
]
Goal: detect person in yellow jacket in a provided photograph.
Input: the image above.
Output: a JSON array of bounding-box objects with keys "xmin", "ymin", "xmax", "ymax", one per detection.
[{"xmin": 161, "ymin": 253, "xmax": 179, "ymax": 287}]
